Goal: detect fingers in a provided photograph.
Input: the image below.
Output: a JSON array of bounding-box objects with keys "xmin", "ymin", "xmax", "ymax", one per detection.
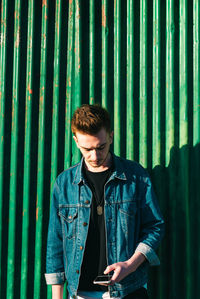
[
  {"xmin": 104, "ymin": 264, "xmax": 116, "ymax": 274},
  {"xmin": 110, "ymin": 267, "xmax": 121, "ymax": 284}
]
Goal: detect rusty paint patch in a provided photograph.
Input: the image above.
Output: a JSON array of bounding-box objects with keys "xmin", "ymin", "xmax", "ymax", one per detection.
[
  {"xmin": 42, "ymin": 0, "xmax": 47, "ymax": 6},
  {"xmin": 102, "ymin": 5, "xmax": 106, "ymax": 27},
  {"xmin": 40, "ymin": 95, "xmax": 44, "ymax": 103},
  {"xmin": 14, "ymin": 11, "xmax": 19, "ymax": 20},
  {"xmin": 36, "ymin": 206, "xmax": 38, "ymax": 220},
  {"xmin": 56, "ymin": 21, "xmax": 59, "ymax": 35},
  {"xmin": 15, "ymin": 28, "xmax": 20, "ymax": 47},
  {"xmin": 36, "ymin": 196, "xmax": 39, "ymax": 220},
  {"xmin": 27, "ymin": 84, "xmax": 32, "ymax": 94},
  {"xmin": 11, "ymin": 102, "xmax": 15, "ymax": 130},
  {"xmin": 76, "ymin": 1, "xmax": 80, "ymax": 19},
  {"xmin": 68, "ymin": 77, "xmax": 71, "ymax": 87}
]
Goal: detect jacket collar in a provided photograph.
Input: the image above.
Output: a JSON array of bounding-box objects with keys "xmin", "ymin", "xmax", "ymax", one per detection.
[{"xmin": 72, "ymin": 152, "xmax": 127, "ymax": 185}]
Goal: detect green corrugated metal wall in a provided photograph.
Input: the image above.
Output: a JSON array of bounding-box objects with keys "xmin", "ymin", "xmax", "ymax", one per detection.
[{"xmin": 0, "ymin": 0, "xmax": 200, "ymax": 298}]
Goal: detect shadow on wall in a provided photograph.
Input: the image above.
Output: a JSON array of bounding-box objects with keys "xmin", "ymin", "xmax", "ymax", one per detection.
[{"xmin": 149, "ymin": 143, "xmax": 200, "ymax": 299}]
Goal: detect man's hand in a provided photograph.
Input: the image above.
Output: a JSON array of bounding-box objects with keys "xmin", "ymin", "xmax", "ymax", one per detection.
[{"xmin": 104, "ymin": 251, "xmax": 146, "ymax": 285}]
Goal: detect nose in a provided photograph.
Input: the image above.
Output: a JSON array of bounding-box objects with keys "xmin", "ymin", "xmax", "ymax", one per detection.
[{"xmin": 90, "ymin": 149, "xmax": 99, "ymax": 161}]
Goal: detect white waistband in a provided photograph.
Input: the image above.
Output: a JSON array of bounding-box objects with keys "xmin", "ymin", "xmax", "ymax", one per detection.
[{"xmin": 68, "ymin": 291, "xmax": 121, "ymax": 299}]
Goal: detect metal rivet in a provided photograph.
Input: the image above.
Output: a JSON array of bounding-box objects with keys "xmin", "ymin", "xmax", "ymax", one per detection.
[
  {"xmin": 76, "ymin": 270, "xmax": 79, "ymax": 274},
  {"xmin": 83, "ymin": 222, "xmax": 88, "ymax": 226},
  {"xmin": 80, "ymin": 246, "xmax": 83, "ymax": 250},
  {"xmin": 85, "ymin": 200, "xmax": 89, "ymax": 204}
]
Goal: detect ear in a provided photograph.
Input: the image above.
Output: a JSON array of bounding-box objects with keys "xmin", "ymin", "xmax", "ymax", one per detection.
[
  {"xmin": 109, "ymin": 131, "xmax": 114, "ymax": 144},
  {"xmin": 73, "ymin": 135, "xmax": 79, "ymax": 148}
]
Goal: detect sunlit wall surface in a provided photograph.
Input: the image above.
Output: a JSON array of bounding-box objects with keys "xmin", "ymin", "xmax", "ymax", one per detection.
[{"xmin": 0, "ymin": 0, "xmax": 199, "ymax": 298}]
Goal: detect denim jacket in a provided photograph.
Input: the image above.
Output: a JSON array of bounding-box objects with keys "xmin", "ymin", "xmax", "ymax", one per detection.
[{"xmin": 45, "ymin": 154, "xmax": 164, "ymax": 298}]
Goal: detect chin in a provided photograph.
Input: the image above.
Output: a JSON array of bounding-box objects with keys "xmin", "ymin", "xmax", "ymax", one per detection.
[{"xmin": 90, "ymin": 161, "xmax": 102, "ymax": 167}]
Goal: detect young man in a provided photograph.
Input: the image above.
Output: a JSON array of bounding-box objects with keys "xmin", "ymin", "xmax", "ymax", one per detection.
[{"xmin": 45, "ymin": 104, "xmax": 164, "ymax": 299}]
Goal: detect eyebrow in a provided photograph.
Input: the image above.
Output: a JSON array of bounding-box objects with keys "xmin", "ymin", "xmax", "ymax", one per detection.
[{"xmin": 80, "ymin": 142, "xmax": 107, "ymax": 150}]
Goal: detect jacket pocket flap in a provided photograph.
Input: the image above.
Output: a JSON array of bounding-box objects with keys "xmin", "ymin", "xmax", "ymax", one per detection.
[{"xmin": 58, "ymin": 207, "xmax": 78, "ymax": 223}]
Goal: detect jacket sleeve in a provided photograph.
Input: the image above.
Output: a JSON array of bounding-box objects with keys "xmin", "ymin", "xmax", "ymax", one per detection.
[
  {"xmin": 45, "ymin": 181, "xmax": 66, "ymax": 285},
  {"xmin": 135, "ymin": 176, "xmax": 165, "ymax": 266}
]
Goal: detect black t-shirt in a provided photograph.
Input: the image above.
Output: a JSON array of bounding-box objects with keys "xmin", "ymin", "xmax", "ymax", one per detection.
[{"xmin": 78, "ymin": 166, "xmax": 112, "ymax": 291}]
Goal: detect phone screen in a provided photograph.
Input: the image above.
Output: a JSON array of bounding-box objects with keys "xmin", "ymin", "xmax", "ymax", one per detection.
[{"xmin": 93, "ymin": 275, "xmax": 112, "ymax": 284}]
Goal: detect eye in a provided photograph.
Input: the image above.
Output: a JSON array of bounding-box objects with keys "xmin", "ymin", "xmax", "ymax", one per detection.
[{"xmin": 98, "ymin": 145, "xmax": 105, "ymax": 151}]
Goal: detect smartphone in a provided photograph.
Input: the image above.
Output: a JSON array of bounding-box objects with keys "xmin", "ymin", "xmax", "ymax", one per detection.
[{"xmin": 93, "ymin": 274, "xmax": 112, "ymax": 285}]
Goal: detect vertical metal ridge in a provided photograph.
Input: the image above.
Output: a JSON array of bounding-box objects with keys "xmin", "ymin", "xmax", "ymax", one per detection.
[
  {"xmin": 47, "ymin": 1, "xmax": 62, "ymax": 296},
  {"xmin": 7, "ymin": 0, "xmax": 21, "ymax": 298},
  {"xmin": 165, "ymin": 0, "xmax": 175, "ymax": 166},
  {"xmin": 193, "ymin": 0, "xmax": 200, "ymax": 147},
  {"xmin": 139, "ymin": 0, "xmax": 148, "ymax": 167},
  {"xmin": 72, "ymin": 0, "xmax": 81, "ymax": 165},
  {"xmin": 193, "ymin": 0, "xmax": 200, "ymax": 295},
  {"xmin": 65, "ymin": 0, "xmax": 74, "ymax": 170},
  {"xmin": 50, "ymin": 0, "xmax": 62, "ymax": 195},
  {"xmin": 20, "ymin": 1, "xmax": 34, "ymax": 298},
  {"xmin": 152, "ymin": 0, "xmax": 161, "ymax": 167},
  {"xmin": 102, "ymin": 0, "xmax": 108, "ymax": 108},
  {"xmin": 152, "ymin": 2, "xmax": 163, "ymax": 298},
  {"xmin": 33, "ymin": 1, "xmax": 48, "ymax": 298},
  {"xmin": 126, "ymin": 0, "xmax": 134, "ymax": 160},
  {"xmin": 179, "ymin": 0, "xmax": 188, "ymax": 147},
  {"xmin": 89, "ymin": 0, "xmax": 95, "ymax": 104},
  {"xmin": 165, "ymin": 1, "xmax": 176, "ymax": 298},
  {"xmin": 0, "ymin": 0, "xmax": 8, "ymax": 292},
  {"xmin": 179, "ymin": 1, "xmax": 191, "ymax": 298},
  {"xmin": 114, "ymin": 0, "xmax": 121, "ymax": 156}
]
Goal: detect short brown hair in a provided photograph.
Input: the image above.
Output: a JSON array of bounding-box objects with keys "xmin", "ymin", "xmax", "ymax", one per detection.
[{"xmin": 71, "ymin": 104, "xmax": 111, "ymax": 135}]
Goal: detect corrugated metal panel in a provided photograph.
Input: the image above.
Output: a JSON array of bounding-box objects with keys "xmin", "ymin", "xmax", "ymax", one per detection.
[{"xmin": 0, "ymin": 1, "xmax": 200, "ymax": 298}]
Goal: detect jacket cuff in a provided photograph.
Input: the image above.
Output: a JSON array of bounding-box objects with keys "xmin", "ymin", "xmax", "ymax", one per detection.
[
  {"xmin": 45, "ymin": 272, "xmax": 66, "ymax": 285},
  {"xmin": 135, "ymin": 242, "xmax": 160, "ymax": 266}
]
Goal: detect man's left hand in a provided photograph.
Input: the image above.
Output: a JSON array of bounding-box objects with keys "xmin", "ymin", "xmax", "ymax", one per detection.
[{"xmin": 104, "ymin": 251, "xmax": 146, "ymax": 285}]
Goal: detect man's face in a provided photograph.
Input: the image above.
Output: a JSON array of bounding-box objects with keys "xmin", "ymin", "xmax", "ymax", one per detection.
[{"xmin": 73, "ymin": 128, "xmax": 113, "ymax": 172}]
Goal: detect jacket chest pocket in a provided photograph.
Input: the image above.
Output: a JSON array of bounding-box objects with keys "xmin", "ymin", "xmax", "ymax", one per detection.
[
  {"xmin": 59, "ymin": 207, "xmax": 78, "ymax": 240},
  {"xmin": 118, "ymin": 201, "xmax": 137, "ymax": 236}
]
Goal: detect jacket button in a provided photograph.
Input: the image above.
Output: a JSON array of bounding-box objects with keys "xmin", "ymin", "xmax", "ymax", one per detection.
[
  {"xmin": 80, "ymin": 246, "xmax": 83, "ymax": 250},
  {"xmin": 76, "ymin": 270, "xmax": 79, "ymax": 274},
  {"xmin": 85, "ymin": 200, "xmax": 90, "ymax": 204},
  {"xmin": 83, "ymin": 222, "xmax": 88, "ymax": 226}
]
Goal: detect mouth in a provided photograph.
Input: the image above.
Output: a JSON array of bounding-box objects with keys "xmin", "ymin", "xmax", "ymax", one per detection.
[{"xmin": 90, "ymin": 160, "xmax": 101, "ymax": 165}]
